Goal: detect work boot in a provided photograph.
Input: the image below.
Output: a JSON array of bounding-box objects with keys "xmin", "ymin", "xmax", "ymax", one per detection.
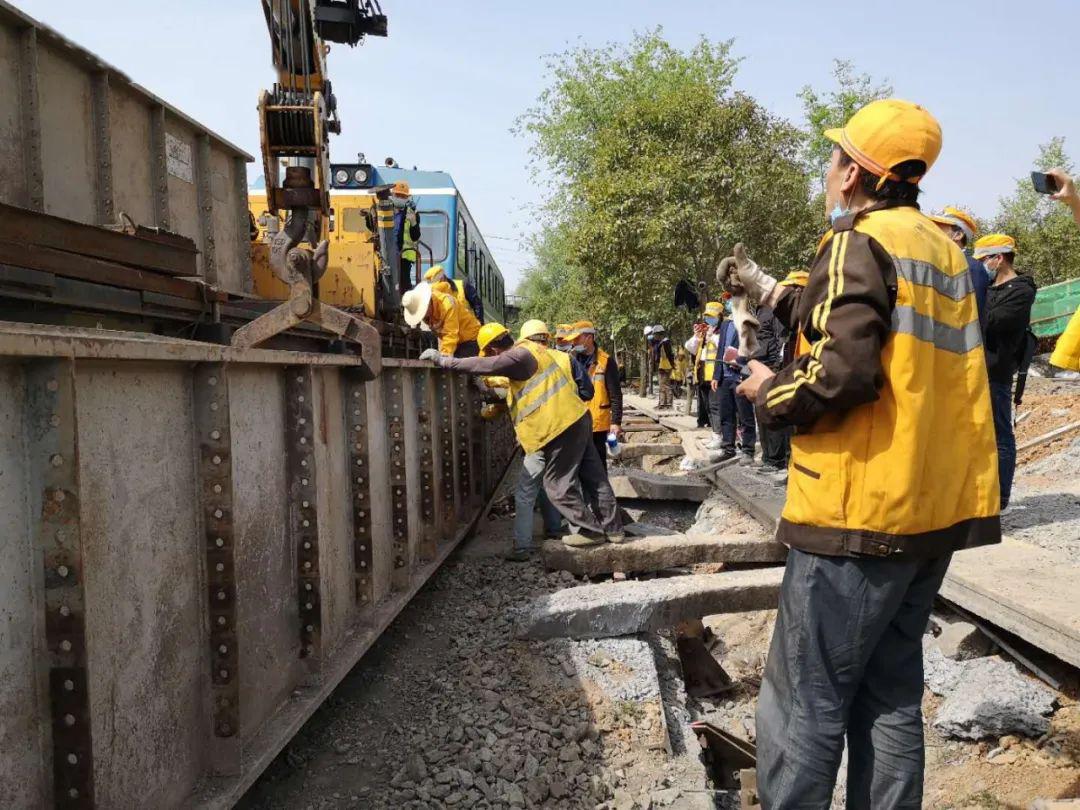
[
  {"xmin": 704, "ymin": 435, "xmax": 724, "ymax": 451},
  {"xmin": 717, "ymin": 449, "xmax": 736, "ymax": 462},
  {"xmin": 606, "ymin": 532, "xmax": 628, "ymax": 544},
  {"xmin": 503, "ymin": 548, "xmax": 532, "ymax": 562},
  {"xmin": 738, "ymin": 454, "xmax": 756, "ymax": 466},
  {"xmin": 562, "ymin": 532, "xmax": 606, "ymax": 548}
]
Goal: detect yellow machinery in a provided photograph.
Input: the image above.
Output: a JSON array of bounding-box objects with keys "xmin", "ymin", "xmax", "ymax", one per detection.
[
  {"xmin": 233, "ymin": 0, "xmax": 387, "ymax": 353},
  {"xmin": 250, "ymin": 190, "xmax": 380, "ymax": 317}
]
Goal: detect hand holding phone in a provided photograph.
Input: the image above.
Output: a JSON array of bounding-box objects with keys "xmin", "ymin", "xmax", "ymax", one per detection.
[
  {"xmin": 723, "ymin": 346, "xmax": 738, "ymax": 363},
  {"xmin": 1031, "ymin": 171, "xmax": 1061, "ymax": 195}
]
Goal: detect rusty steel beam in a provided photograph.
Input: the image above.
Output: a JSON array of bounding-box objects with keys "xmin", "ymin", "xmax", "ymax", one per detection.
[
  {"xmin": 192, "ymin": 363, "xmax": 241, "ymax": 774},
  {"xmin": 384, "ymin": 369, "xmax": 409, "ymax": 586},
  {"xmin": 149, "ymin": 105, "xmax": 170, "ymax": 230},
  {"xmin": 90, "ymin": 71, "xmax": 113, "ymax": 226},
  {"xmin": 435, "ymin": 371, "xmax": 457, "ymax": 543},
  {"xmin": 19, "ymin": 26, "xmax": 44, "ymax": 212},
  {"xmin": 412, "ymin": 368, "xmax": 437, "ymax": 562},
  {"xmin": 285, "ymin": 367, "xmax": 322, "ymax": 666},
  {"xmin": 196, "ymin": 134, "xmax": 217, "ymax": 285},
  {"xmin": 26, "ymin": 359, "xmax": 94, "ymax": 808},
  {"xmin": 452, "ymin": 374, "xmax": 472, "ymax": 521},
  {"xmin": 343, "ymin": 371, "xmax": 373, "ymax": 607}
]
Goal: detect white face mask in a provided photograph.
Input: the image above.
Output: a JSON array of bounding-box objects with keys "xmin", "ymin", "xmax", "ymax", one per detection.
[{"xmin": 983, "ymin": 257, "xmax": 999, "ymax": 275}]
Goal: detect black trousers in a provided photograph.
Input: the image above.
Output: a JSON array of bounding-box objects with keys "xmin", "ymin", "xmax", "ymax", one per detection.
[
  {"xmin": 591, "ymin": 430, "xmax": 608, "ymax": 470},
  {"xmin": 759, "ymin": 422, "xmax": 791, "ymax": 469},
  {"xmin": 399, "ymin": 258, "xmax": 415, "ymax": 296},
  {"xmin": 696, "ymin": 382, "xmax": 712, "ymax": 428},
  {"xmin": 718, "ymin": 380, "xmax": 756, "ymax": 455}
]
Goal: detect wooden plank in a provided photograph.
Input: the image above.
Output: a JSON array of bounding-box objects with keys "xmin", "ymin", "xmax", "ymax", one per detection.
[
  {"xmin": 616, "ymin": 442, "xmax": 684, "ymax": 460},
  {"xmin": 1017, "ymin": 421, "xmax": 1080, "ymax": 452},
  {"xmin": 0, "ymin": 238, "xmax": 221, "ymax": 303},
  {"xmin": 0, "ymin": 202, "xmax": 196, "ymax": 277}
]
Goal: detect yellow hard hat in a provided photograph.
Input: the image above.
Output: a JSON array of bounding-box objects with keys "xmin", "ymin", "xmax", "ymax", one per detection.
[
  {"xmin": 703, "ymin": 301, "xmax": 723, "ymax": 318},
  {"xmin": 565, "ymin": 320, "xmax": 596, "ymax": 339},
  {"xmin": 424, "ymin": 264, "xmax": 447, "ymax": 283},
  {"xmin": 554, "ymin": 323, "xmax": 572, "ymax": 341},
  {"xmin": 929, "ymin": 207, "xmax": 977, "ymax": 243},
  {"xmin": 519, "ymin": 319, "xmax": 550, "ymax": 341},
  {"xmin": 477, "ymin": 322, "xmax": 510, "ymax": 354},
  {"xmin": 824, "ymin": 99, "xmax": 942, "ymax": 188},
  {"xmin": 391, "ymin": 180, "xmax": 410, "ymax": 197},
  {"xmin": 973, "ymin": 233, "xmax": 1016, "ymax": 259}
]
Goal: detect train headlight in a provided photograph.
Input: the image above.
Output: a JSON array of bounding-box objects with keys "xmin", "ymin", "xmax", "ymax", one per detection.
[
  {"xmin": 334, "ymin": 168, "xmax": 350, "ymax": 185},
  {"xmin": 354, "ymin": 168, "xmax": 369, "ymax": 184}
]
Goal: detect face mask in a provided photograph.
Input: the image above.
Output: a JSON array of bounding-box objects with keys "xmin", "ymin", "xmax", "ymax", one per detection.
[
  {"xmin": 571, "ymin": 344, "xmax": 587, "ymax": 355},
  {"xmin": 392, "ymin": 197, "xmax": 407, "ymax": 209},
  {"xmin": 828, "ymin": 188, "xmax": 853, "ymax": 226},
  {"xmin": 983, "ymin": 258, "xmax": 998, "ymax": 276},
  {"xmin": 704, "ymin": 316, "xmax": 719, "ymax": 328}
]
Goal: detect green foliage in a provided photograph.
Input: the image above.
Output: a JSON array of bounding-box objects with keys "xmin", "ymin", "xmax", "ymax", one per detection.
[
  {"xmin": 990, "ymin": 138, "xmax": 1080, "ymax": 287},
  {"xmin": 515, "ymin": 31, "xmax": 819, "ymax": 343},
  {"xmin": 798, "ymin": 59, "xmax": 893, "ymax": 192}
]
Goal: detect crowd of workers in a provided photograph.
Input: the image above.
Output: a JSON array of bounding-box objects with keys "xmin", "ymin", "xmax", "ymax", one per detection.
[{"xmin": 402, "ymin": 97, "xmax": 1080, "ymax": 809}]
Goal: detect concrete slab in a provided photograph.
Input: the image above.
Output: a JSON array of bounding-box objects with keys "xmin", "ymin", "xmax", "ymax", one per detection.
[
  {"xmin": 609, "ymin": 470, "xmax": 711, "ymax": 502},
  {"xmin": 540, "ymin": 532, "xmax": 787, "ymax": 576},
  {"xmin": 941, "ymin": 539, "xmax": 1080, "ymax": 669},
  {"xmin": 616, "ymin": 442, "xmax": 684, "ymax": 460},
  {"xmin": 711, "ymin": 464, "xmax": 786, "ymax": 532},
  {"xmin": 623, "ymin": 395, "xmax": 699, "ymax": 432},
  {"xmin": 519, "ymin": 568, "xmax": 785, "ymax": 639}
]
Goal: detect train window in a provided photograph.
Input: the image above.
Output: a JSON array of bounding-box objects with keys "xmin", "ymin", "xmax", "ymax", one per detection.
[
  {"xmin": 457, "ymin": 215, "xmax": 468, "ymax": 277},
  {"xmin": 341, "ymin": 208, "xmax": 369, "ymax": 233},
  {"xmin": 417, "ymin": 211, "xmax": 448, "ymax": 263}
]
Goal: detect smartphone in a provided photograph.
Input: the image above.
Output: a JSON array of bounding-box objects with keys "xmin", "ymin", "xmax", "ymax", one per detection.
[
  {"xmin": 723, "ymin": 346, "xmax": 739, "ymax": 363},
  {"xmin": 1031, "ymin": 171, "xmax": 1060, "ymax": 195}
]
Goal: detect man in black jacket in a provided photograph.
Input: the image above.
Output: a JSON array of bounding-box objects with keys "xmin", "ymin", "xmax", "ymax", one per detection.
[
  {"xmin": 753, "ymin": 305, "xmax": 791, "ymax": 476},
  {"xmin": 974, "ymin": 234, "xmax": 1037, "ymax": 511}
]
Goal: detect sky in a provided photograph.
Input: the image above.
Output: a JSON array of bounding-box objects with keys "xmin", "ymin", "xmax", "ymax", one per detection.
[{"xmin": 20, "ymin": 0, "xmax": 1080, "ymax": 291}]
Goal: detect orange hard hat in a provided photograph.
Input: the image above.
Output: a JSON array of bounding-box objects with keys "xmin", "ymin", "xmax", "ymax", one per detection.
[{"xmin": 392, "ymin": 180, "xmax": 410, "ymax": 197}]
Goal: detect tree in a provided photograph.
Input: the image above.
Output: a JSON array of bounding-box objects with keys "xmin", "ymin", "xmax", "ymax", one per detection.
[
  {"xmin": 516, "ymin": 30, "xmax": 819, "ymax": 342},
  {"xmin": 798, "ymin": 60, "xmax": 893, "ymax": 193},
  {"xmin": 992, "ymin": 138, "xmax": 1080, "ymax": 287}
]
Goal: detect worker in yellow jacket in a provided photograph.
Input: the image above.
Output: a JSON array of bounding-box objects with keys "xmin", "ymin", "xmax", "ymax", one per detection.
[
  {"xmin": 401, "ymin": 281, "xmax": 482, "ymax": 357},
  {"xmin": 423, "ymin": 321, "xmax": 624, "ymax": 548},
  {"xmin": 725, "ymin": 99, "xmax": 1000, "ymax": 809},
  {"xmin": 1046, "ymin": 168, "xmax": 1080, "ymax": 371},
  {"xmin": 424, "ymin": 264, "xmax": 484, "ymax": 321}
]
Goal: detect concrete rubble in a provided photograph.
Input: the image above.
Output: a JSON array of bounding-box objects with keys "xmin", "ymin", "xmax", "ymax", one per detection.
[{"xmin": 924, "ymin": 641, "xmax": 1057, "ymax": 740}]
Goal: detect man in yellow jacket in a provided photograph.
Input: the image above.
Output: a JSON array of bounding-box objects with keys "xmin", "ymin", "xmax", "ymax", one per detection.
[
  {"xmin": 425, "ymin": 321, "xmax": 623, "ymax": 547},
  {"xmin": 401, "ymin": 281, "xmax": 482, "ymax": 357},
  {"xmin": 725, "ymin": 99, "xmax": 1000, "ymax": 809}
]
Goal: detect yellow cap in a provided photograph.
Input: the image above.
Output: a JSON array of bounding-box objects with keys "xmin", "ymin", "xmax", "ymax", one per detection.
[
  {"xmin": 565, "ymin": 320, "xmax": 596, "ymax": 339},
  {"xmin": 703, "ymin": 301, "xmax": 723, "ymax": 318},
  {"xmin": 477, "ymin": 322, "xmax": 510, "ymax": 355},
  {"xmin": 929, "ymin": 207, "xmax": 977, "ymax": 243},
  {"xmin": 391, "ymin": 180, "xmax": 410, "ymax": 197},
  {"xmin": 519, "ymin": 319, "xmax": 550, "ymax": 341},
  {"xmin": 424, "ymin": 265, "xmax": 447, "ymax": 283},
  {"xmin": 973, "ymin": 234, "xmax": 1016, "ymax": 259},
  {"xmin": 824, "ymin": 99, "xmax": 942, "ymax": 188}
]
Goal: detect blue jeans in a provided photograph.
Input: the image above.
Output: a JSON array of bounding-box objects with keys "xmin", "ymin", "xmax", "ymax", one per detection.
[
  {"xmin": 989, "ymin": 380, "xmax": 1015, "ymax": 508},
  {"xmin": 513, "ymin": 450, "xmax": 562, "ymax": 551},
  {"xmin": 756, "ymin": 549, "xmax": 952, "ymax": 809}
]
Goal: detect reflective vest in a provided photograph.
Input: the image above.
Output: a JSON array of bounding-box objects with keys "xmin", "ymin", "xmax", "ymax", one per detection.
[
  {"xmin": 695, "ymin": 336, "xmax": 719, "ymax": 382},
  {"xmin": 434, "ymin": 279, "xmax": 469, "ymax": 309},
  {"xmin": 1049, "ymin": 305, "xmax": 1080, "ymax": 371},
  {"xmin": 782, "ymin": 206, "xmax": 999, "ymax": 539},
  {"xmin": 507, "ymin": 339, "xmax": 587, "ymax": 453},
  {"xmin": 657, "ymin": 339, "xmax": 673, "ymax": 370},
  {"xmin": 430, "ymin": 289, "xmax": 481, "ymax": 355},
  {"xmin": 587, "ymin": 348, "xmax": 612, "ymax": 433},
  {"xmin": 401, "ymin": 210, "xmax": 417, "ymax": 262}
]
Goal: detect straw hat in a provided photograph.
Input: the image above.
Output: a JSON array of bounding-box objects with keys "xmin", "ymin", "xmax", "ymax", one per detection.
[{"xmin": 402, "ymin": 282, "xmax": 433, "ymax": 328}]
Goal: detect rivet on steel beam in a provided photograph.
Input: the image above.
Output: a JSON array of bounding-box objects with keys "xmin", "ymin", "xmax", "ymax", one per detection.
[
  {"xmin": 63, "ymin": 679, "xmax": 74, "ymax": 692},
  {"xmin": 355, "ymin": 459, "xmax": 363, "ymax": 467},
  {"xmin": 359, "ymin": 545, "xmax": 366, "ymax": 551},
  {"xmin": 63, "ymin": 714, "xmax": 75, "ymax": 726},
  {"xmin": 220, "ymin": 669, "xmax": 228, "ymax": 679},
  {"xmin": 216, "ymin": 562, "xmax": 224, "ymax": 572},
  {"xmin": 212, "ymin": 455, "xmax": 221, "ymax": 465},
  {"xmin": 53, "ymin": 490, "xmax": 65, "ymax": 503},
  {"xmin": 217, "ymin": 590, "xmax": 226, "ymax": 601},
  {"xmin": 301, "ymin": 459, "xmax": 308, "ymax": 467},
  {"xmin": 210, "ymin": 402, "xmax": 219, "ymax": 412},
  {"xmin": 305, "ymin": 601, "xmax": 313, "ymax": 610},
  {"xmin": 305, "ymin": 624, "xmax": 313, "ymax": 633},
  {"xmin": 298, "ymin": 395, "xmax": 305, "ymax": 403},
  {"xmin": 358, "ymin": 527, "xmax": 366, "ymax": 534},
  {"xmin": 303, "ymin": 561, "xmax": 311, "ymax": 570},
  {"xmin": 303, "ymin": 542, "xmax": 311, "ymax": 550},
  {"xmin": 67, "ymin": 754, "xmax": 78, "ymax": 765},
  {"xmin": 68, "ymin": 789, "xmax": 79, "ymax": 799},
  {"xmin": 210, "ymin": 430, "xmax": 221, "ymax": 440},
  {"xmin": 302, "ymin": 500, "xmax": 310, "ymax": 508},
  {"xmin": 305, "ymin": 583, "xmax": 312, "ymax": 591},
  {"xmin": 49, "ymin": 415, "xmax": 60, "ymax": 427},
  {"xmin": 219, "ymin": 644, "xmax": 227, "ymax": 654},
  {"xmin": 217, "ymin": 616, "xmax": 226, "ymax": 626},
  {"xmin": 353, "ymin": 390, "xmax": 361, "ymax": 398},
  {"xmin": 46, "ymin": 380, "xmax": 58, "ymax": 392},
  {"xmin": 214, "ymin": 509, "xmax": 223, "ymax": 519},
  {"xmin": 296, "ymin": 375, "xmax": 303, "ymax": 383},
  {"xmin": 302, "ymin": 520, "xmax": 310, "ymax": 528},
  {"xmin": 59, "ymin": 605, "xmax": 70, "ymax": 617},
  {"xmin": 208, "ymin": 376, "xmax": 218, "ymax": 386},
  {"xmin": 301, "ymin": 478, "xmax": 309, "ymax": 485},
  {"xmin": 60, "ymin": 640, "xmax": 72, "ymax": 652},
  {"xmin": 57, "ymin": 565, "xmax": 69, "ymax": 578},
  {"xmin": 215, "ymin": 538, "xmax": 224, "ymax": 547},
  {"xmin": 360, "ymin": 561, "xmax": 367, "ymax": 568},
  {"xmin": 213, "ymin": 484, "xmax": 222, "ymax": 494}
]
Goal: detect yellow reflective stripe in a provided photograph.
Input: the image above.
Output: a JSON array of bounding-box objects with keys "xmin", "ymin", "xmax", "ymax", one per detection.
[
  {"xmin": 766, "ymin": 232, "xmax": 849, "ymax": 408},
  {"xmin": 895, "ymin": 257, "xmax": 972, "ymax": 301},
  {"xmin": 514, "ymin": 374, "xmax": 572, "ymax": 423},
  {"xmin": 897, "ymin": 278, "xmax": 977, "ymax": 330},
  {"xmin": 891, "ymin": 306, "xmax": 983, "ymax": 354}
]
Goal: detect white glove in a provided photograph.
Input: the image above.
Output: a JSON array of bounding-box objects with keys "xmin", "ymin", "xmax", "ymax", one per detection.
[
  {"xmin": 418, "ymin": 348, "xmax": 441, "ymax": 363},
  {"xmin": 716, "ymin": 243, "xmax": 776, "ymax": 305},
  {"xmin": 730, "ymin": 294, "xmax": 761, "ymax": 359}
]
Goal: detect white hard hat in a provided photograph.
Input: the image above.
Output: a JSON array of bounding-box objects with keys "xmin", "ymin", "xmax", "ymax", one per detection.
[{"xmin": 401, "ymin": 282, "xmax": 434, "ymax": 328}]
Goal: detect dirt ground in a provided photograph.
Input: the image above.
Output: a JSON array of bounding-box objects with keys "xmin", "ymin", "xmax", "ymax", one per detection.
[{"xmin": 1015, "ymin": 376, "xmax": 1080, "ymax": 465}]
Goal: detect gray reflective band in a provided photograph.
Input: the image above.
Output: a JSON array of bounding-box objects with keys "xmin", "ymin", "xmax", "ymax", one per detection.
[
  {"xmin": 514, "ymin": 375, "xmax": 571, "ymax": 424},
  {"xmin": 895, "ymin": 258, "xmax": 973, "ymax": 301},
  {"xmin": 891, "ymin": 306, "xmax": 983, "ymax": 354},
  {"xmin": 515, "ymin": 361, "xmax": 560, "ymax": 400}
]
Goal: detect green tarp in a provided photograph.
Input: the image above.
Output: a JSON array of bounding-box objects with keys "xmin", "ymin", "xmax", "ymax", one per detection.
[{"xmin": 1031, "ymin": 277, "xmax": 1080, "ymax": 337}]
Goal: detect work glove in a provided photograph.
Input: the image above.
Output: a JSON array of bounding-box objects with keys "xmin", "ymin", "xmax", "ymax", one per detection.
[
  {"xmin": 730, "ymin": 294, "xmax": 761, "ymax": 359},
  {"xmin": 716, "ymin": 243, "xmax": 777, "ymax": 305},
  {"xmin": 418, "ymin": 348, "xmax": 442, "ymax": 364}
]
